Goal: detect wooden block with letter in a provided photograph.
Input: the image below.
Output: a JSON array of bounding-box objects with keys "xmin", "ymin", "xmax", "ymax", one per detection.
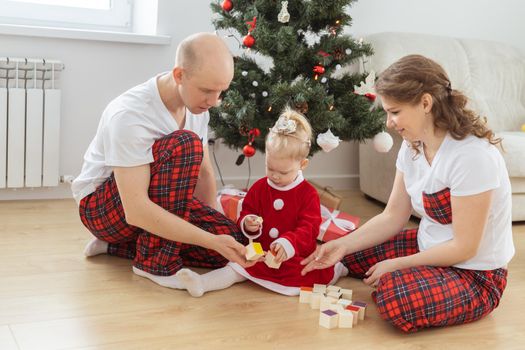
[
  {"xmin": 352, "ymin": 301, "xmax": 367, "ymax": 320},
  {"xmin": 245, "ymin": 242, "xmax": 264, "ymax": 261},
  {"xmin": 299, "ymin": 287, "xmax": 313, "ymax": 303},
  {"xmin": 264, "ymin": 250, "xmax": 281, "ymax": 269},
  {"xmin": 319, "ymin": 309, "xmax": 339, "ymax": 329}
]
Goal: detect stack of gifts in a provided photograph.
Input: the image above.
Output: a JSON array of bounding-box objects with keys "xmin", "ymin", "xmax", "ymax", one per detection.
[
  {"xmin": 216, "ymin": 187, "xmax": 246, "ymax": 222},
  {"xmin": 216, "ymin": 185, "xmax": 359, "ymax": 243}
]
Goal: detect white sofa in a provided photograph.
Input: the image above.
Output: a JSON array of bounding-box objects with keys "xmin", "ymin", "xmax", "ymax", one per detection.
[{"xmin": 358, "ymin": 32, "xmax": 525, "ymax": 221}]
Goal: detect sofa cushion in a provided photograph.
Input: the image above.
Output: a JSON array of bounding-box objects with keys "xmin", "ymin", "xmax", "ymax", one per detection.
[{"xmin": 498, "ymin": 131, "xmax": 525, "ymax": 177}]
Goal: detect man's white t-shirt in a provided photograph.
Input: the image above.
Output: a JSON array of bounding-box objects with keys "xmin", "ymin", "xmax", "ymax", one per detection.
[
  {"xmin": 72, "ymin": 73, "xmax": 209, "ymax": 204},
  {"xmin": 396, "ymin": 133, "xmax": 514, "ymax": 270}
]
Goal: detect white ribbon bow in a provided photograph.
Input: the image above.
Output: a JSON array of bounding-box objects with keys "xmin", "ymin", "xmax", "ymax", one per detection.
[{"xmin": 319, "ymin": 205, "xmax": 356, "ymax": 238}]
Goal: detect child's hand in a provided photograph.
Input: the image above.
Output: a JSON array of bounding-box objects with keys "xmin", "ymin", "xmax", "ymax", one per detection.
[
  {"xmin": 270, "ymin": 243, "xmax": 287, "ymax": 263},
  {"xmin": 244, "ymin": 214, "xmax": 263, "ymax": 232}
]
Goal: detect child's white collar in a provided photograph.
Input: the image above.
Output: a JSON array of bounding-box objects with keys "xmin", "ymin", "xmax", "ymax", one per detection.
[{"xmin": 267, "ymin": 170, "xmax": 304, "ymax": 191}]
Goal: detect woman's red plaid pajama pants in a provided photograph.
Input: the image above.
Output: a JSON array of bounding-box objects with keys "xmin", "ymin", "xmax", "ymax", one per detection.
[
  {"xmin": 342, "ymin": 187, "xmax": 508, "ymax": 332},
  {"xmin": 79, "ymin": 130, "xmax": 247, "ymax": 276}
]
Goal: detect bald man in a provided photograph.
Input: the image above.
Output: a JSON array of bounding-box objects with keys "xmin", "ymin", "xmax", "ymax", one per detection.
[{"xmin": 72, "ymin": 33, "xmax": 254, "ymax": 288}]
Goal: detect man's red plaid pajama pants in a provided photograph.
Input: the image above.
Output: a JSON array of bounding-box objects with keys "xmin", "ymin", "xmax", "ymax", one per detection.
[
  {"xmin": 79, "ymin": 130, "xmax": 247, "ymax": 276},
  {"xmin": 342, "ymin": 187, "xmax": 508, "ymax": 332}
]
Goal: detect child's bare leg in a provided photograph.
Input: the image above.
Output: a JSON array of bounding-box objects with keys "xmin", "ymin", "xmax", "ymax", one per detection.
[{"xmin": 176, "ymin": 265, "xmax": 246, "ymax": 297}]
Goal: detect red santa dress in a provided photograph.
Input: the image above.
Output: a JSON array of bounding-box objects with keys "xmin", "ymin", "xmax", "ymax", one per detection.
[{"xmin": 228, "ymin": 171, "xmax": 345, "ymax": 295}]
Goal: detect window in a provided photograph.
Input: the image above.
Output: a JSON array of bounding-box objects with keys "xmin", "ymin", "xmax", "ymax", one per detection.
[{"xmin": 0, "ymin": 0, "xmax": 132, "ymax": 31}]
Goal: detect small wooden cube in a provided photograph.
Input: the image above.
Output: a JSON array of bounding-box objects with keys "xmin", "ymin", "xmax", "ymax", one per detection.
[
  {"xmin": 245, "ymin": 242, "xmax": 264, "ymax": 261},
  {"xmin": 340, "ymin": 288, "xmax": 353, "ymax": 300},
  {"xmin": 338, "ymin": 309, "xmax": 354, "ymax": 328},
  {"xmin": 299, "ymin": 287, "xmax": 313, "ymax": 303},
  {"xmin": 320, "ymin": 296, "xmax": 338, "ymax": 311},
  {"xmin": 264, "ymin": 250, "xmax": 281, "ymax": 269},
  {"xmin": 326, "ymin": 285, "xmax": 341, "ymax": 293},
  {"xmin": 337, "ymin": 299, "xmax": 352, "ymax": 308},
  {"xmin": 319, "ymin": 309, "xmax": 339, "ymax": 329},
  {"xmin": 345, "ymin": 305, "xmax": 360, "ymax": 325},
  {"xmin": 326, "ymin": 291, "xmax": 342, "ymax": 299},
  {"xmin": 352, "ymin": 301, "xmax": 367, "ymax": 320},
  {"xmin": 313, "ymin": 284, "xmax": 327, "ymax": 294},
  {"xmin": 310, "ymin": 293, "xmax": 322, "ymax": 309}
]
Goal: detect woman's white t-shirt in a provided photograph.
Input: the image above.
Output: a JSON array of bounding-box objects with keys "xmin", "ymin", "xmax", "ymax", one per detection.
[
  {"xmin": 396, "ymin": 133, "xmax": 514, "ymax": 270},
  {"xmin": 72, "ymin": 73, "xmax": 209, "ymax": 204}
]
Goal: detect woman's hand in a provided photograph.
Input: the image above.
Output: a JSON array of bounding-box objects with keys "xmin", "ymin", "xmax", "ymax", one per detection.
[
  {"xmin": 363, "ymin": 258, "xmax": 404, "ymax": 287},
  {"xmin": 300, "ymin": 240, "xmax": 348, "ymax": 275}
]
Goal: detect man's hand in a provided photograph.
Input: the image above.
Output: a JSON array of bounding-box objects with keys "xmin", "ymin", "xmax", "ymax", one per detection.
[{"xmin": 211, "ymin": 234, "xmax": 257, "ymax": 268}]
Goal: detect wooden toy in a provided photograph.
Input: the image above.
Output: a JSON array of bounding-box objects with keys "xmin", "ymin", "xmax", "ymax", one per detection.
[
  {"xmin": 337, "ymin": 299, "xmax": 352, "ymax": 309},
  {"xmin": 319, "ymin": 309, "xmax": 339, "ymax": 329},
  {"xmin": 310, "ymin": 293, "xmax": 322, "ymax": 309},
  {"xmin": 320, "ymin": 296, "xmax": 338, "ymax": 311},
  {"xmin": 313, "ymin": 284, "xmax": 326, "ymax": 294},
  {"xmin": 254, "ymin": 216, "xmax": 263, "ymax": 225},
  {"xmin": 338, "ymin": 309, "xmax": 354, "ymax": 328},
  {"xmin": 299, "ymin": 287, "xmax": 313, "ymax": 303},
  {"xmin": 326, "ymin": 285, "xmax": 341, "ymax": 293},
  {"xmin": 340, "ymin": 288, "xmax": 353, "ymax": 300},
  {"xmin": 345, "ymin": 305, "xmax": 360, "ymax": 325},
  {"xmin": 245, "ymin": 241, "xmax": 264, "ymax": 261},
  {"xmin": 326, "ymin": 291, "xmax": 342, "ymax": 299},
  {"xmin": 352, "ymin": 301, "xmax": 367, "ymax": 320},
  {"xmin": 264, "ymin": 250, "xmax": 281, "ymax": 269}
]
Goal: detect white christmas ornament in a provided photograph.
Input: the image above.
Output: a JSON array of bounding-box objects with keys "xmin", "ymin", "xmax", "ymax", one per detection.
[
  {"xmin": 242, "ymin": 71, "xmax": 248, "ymax": 76},
  {"xmin": 354, "ymin": 70, "xmax": 376, "ymax": 96},
  {"xmin": 317, "ymin": 128, "xmax": 341, "ymax": 152},
  {"xmin": 320, "ymin": 77, "xmax": 327, "ymax": 83},
  {"xmin": 372, "ymin": 131, "xmax": 393, "ymax": 153},
  {"xmin": 252, "ymin": 81, "xmax": 259, "ymax": 87},
  {"xmin": 278, "ymin": 1, "xmax": 290, "ymax": 23},
  {"xmin": 262, "ymin": 91, "xmax": 268, "ymax": 97}
]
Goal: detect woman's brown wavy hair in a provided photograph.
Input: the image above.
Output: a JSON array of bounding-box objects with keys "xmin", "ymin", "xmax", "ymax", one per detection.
[{"xmin": 374, "ymin": 54, "xmax": 501, "ymax": 153}]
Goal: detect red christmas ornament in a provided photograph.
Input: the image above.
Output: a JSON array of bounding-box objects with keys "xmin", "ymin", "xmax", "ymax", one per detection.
[
  {"xmin": 249, "ymin": 128, "xmax": 261, "ymax": 137},
  {"xmin": 364, "ymin": 93, "xmax": 377, "ymax": 102},
  {"xmin": 313, "ymin": 65, "xmax": 325, "ymax": 74},
  {"xmin": 221, "ymin": 0, "xmax": 233, "ymax": 12},
  {"xmin": 243, "ymin": 143, "xmax": 256, "ymax": 157},
  {"xmin": 243, "ymin": 33, "xmax": 255, "ymax": 48}
]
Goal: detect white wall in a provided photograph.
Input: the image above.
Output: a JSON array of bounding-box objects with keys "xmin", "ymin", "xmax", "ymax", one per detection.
[{"xmin": 0, "ymin": 0, "xmax": 523, "ymax": 200}]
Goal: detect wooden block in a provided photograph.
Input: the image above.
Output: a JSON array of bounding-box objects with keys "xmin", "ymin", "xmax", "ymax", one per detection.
[
  {"xmin": 340, "ymin": 288, "xmax": 353, "ymax": 300},
  {"xmin": 245, "ymin": 242, "xmax": 264, "ymax": 261},
  {"xmin": 328, "ymin": 303, "xmax": 345, "ymax": 312},
  {"xmin": 310, "ymin": 293, "xmax": 322, "ymax": 309},
  {"xmin": 326, "ymin": 285, "xmax": 341, "ymax": 293},
  {"xmin": 299, "ymin": 287, "xmax": 313, "ymax": 303},
  {"xmin": 337, "ymin": 299, "xmax": 352, "ymax": 309},
  {"xmin": 326, "ymin": 291, "xmax": 342, "ymax": 299},
  {"xmin": 338, "ymin": 309, "xmax": 354, "ymax": 328},
  {"xmin": 264, "ymin": 251, "xmax": 281, "ymax": 269},
  {"xmin": 319, "ymin": 309, "xmax": 339, "ymax": 329},
  {"xmin": 313, "ymin": 284, "xmax": 326, "ymax": 294},
  {"xmin": 320, "ymin": 296, "xmax": 338, "ymax": 311},
  {"xmin": 352, "ymin": 301, "xmax": 367, "ymax": 320},
  {"xmin": 345, "ymin": 305, "xmax": 360, "ymax": 325}
]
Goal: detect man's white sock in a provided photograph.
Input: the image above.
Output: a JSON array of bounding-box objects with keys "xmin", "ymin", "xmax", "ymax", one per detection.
[
  {"xmin": 132, "ymin": 266, "xmax": 184, "ymax": 289},
  {"xmin": 176, "ymin": 265, "xmax": 246, "ymax": 297},
  {"xmin": 84, "ymin": 238, "xmax": 109, "ymax": 257}
]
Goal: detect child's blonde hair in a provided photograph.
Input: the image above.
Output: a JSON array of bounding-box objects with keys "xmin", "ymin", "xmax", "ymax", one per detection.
[{"xmin": 266, "ymin": 106, "xmax": 312, "ymax": 160}]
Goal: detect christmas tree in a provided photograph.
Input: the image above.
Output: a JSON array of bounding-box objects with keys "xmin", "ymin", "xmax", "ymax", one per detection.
[{"xmin": 209, "ymin": 0, "xmax": 385, "ymax": 158}]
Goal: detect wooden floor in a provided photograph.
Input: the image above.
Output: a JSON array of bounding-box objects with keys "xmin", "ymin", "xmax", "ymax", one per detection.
[{"xmin": 0, "ymin": 192, "xmax": 523, "ymax": 350}]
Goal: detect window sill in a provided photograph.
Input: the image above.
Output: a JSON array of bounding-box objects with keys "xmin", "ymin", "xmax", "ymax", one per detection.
[{"xmin": 0, "ymin": 23, "xmax": 171, "ymax": 45}]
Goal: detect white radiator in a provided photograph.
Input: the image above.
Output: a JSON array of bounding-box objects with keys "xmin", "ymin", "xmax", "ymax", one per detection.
[{"xmin": 0, "ymin": 57, "xmax": 64, "ymax": 188}]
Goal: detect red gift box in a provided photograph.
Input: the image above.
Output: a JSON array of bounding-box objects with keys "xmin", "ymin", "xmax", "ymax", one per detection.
[
  {"xmin": 216, "ymin": 188, "xmax": 246, "ymax": 222},
  {"xmin": 318, "ymin": 205, "xmax": 360, "ymax": 242}
]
